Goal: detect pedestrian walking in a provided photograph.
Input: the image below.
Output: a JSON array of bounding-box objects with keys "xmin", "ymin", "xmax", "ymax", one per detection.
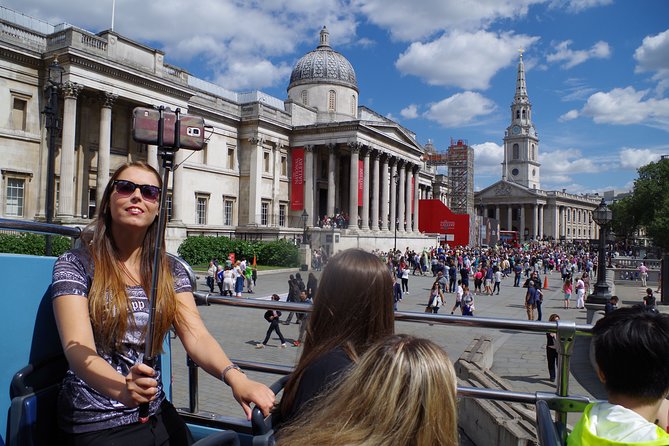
[
  {"xmin": 546, "ymin": 314, "xmax": 559, "ymax": 382},
  {"xmin": 256, "ymin": 294, "xmax": 287, "ymax": 349},
  {"xmin": 206, "ymin": 260, "xmax": 216, "ymax": 293},
  {"xmin": 563, "ymin": 276, "xmax": 572, "ymax": 309},
  {"xmin": 525, "ymin": 280, "xmax": 539, "ymax": 320},
  {"xmin": 461, "ymin": 286, "xmax": 475, "ymax": 316},
  {"xmin": 493, "ymin": 268, "xmax": 502, "ymax": 295},
  {"xmin": 426, "ymin": 282, "xmax": 444, "ymax": 314},
  {"xmin": 451, "ymin": 280, "xmax": 463, "ymax": 314}
]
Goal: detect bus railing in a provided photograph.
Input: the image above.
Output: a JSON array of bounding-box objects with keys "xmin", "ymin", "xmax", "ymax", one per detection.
[{"xmin": 192, "ymin": 292, "xmax": 596, "ymax": 444}]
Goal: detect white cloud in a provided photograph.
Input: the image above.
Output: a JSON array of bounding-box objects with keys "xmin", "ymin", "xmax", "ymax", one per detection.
[
  {"xmin": 472, "ymin": 142, "xmax": 504, "ymax": 175},
  {"xmin": 634, "ymin": 28, "xmax": 669, "ymax": 94},
  {"xmin": 424, "ymin": 92, "xmax": 497, "ymax": 127},
  {"xmin": 580, "ymin": 87, "xmax": 669, "ymax": 129},
  {"xmin": 396, "ymin": 30, "xmax": 539, "ymax": 90},
  {"xmin": 356, "ymin": 0, "xmax": 542, "ymax": 41},
  {"xmin": 619, "ymin": 148, "xmax": 663, "ymax": 169},
  {"xmin": 541, "ymin": 148, "xmax": 598, "ymax": 175},
  {"xmin": 559, "ymin": 110, "xmax": 579, "ymax": 121},
  {"xmin": 551, "ymin": 0, "xmax": 613, "ymax": 13},
  {"xmin": 400, "ymin": 104, "xmax": 419, "ymax": 119},
  {"xmin": 546, "ymin": 40, "xmax": 611, "ymax": 69}
]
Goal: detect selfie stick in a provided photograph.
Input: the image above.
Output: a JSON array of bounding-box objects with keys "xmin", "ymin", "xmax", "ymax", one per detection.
[{"xmin": 138, "ymin": 106, "xmax": 180, "ymax": 423}]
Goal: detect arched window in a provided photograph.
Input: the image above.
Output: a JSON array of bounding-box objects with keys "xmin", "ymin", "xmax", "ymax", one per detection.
[
  {"xmin": 516, "ymin": 110, "xmax": 520, "ymax": 119},
  {"xmin": 531, "ymin": 144, "xmax": 535, "ymax": 160},
  {"xmin": 522, "ymin": 109, "xmax": 526, "ymax": 119},
  {"xmin": 328, "ymin": 90, "xmax": 336, "ymax": 111},
  {"xmin": 301, "ymin": 90, "xmax": 308, "ymax": 106},
  {"xmin": 351, "ymin": 94, "xmax": 356, "ymax": 116},
  {"xmin": 513, "ymin": 143, "xmax": 519, "ymax": 160}
]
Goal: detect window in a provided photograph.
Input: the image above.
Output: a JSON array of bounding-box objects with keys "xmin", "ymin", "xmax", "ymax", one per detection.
[
  {"xmin": 88, "ymin": 188, "xmax": 96, "ymax": 218},
  {"xmin": 5, "ymin": 178, "xmax": 25, "ymax": 216},
  {"xmin": 227, "ymin": 146, "xmax": 235, "ymax": 169},
  {"xmin": 328, "ymin": 90, "xmax": 336, "ymax": 111},
  {"xmin": 516, "ymin": 110, "xmax": 520, "ymax": 119},
  {"xmin": 351, "ymin": 94, "xmax": 356, "ymax": 116},
  {"xmin": 165, "ymin": 192, "xmax": 173, "ymax": 221},
  {"xmin": 512, "ymin": 143, "xmax": 519, "ymax": 160},
  {"xmin": 224, "ymin": 199, "xmax": 234, "ymax": 226},
  {"xmin": 279, "ymin": 204, "xmax": 286, "ymax": 227},
  {"xmin": 196, "ymin": 195, "xmax": 208, "ymax": 225},
  {"xmin": 281, "ymin": 155, "xmax": 287, "ymax": 176},
  {"xmin": 11, "ymin": 97, "xmax": 27, "ymax": 131},
  {"xmin": 531, "ymin": 144, "xmax": 535, "ymax": 160},
  {"xmin": 522, "ymin": 109, "xmax": 526, "ymax": 119},
  {"xmin": 263, "ymin": 152, "xmax": 270, "ymax": 173},
  {"xmin": 301, "ymin": 90, "xmax": 308, "ymax": 106},
  {"xmin": 261, "ymin": 202, "xmax": 269, "ymax": 226}
]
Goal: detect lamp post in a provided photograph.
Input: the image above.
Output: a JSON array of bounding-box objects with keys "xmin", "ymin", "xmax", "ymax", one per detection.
[
  {"xmin": 586, "ymin": 198, "xmax": 613, "ymax": 308},
  {"xmin": 300, "ymin": 209, "xmax": 309, "ymax": 246},
  {"xmin": 43, "ymin": 58, "xmax": 64, "ymax": 256},
  {"xmin": 393, "ymin": 173, "xmax": 399, "ymax": 252}
]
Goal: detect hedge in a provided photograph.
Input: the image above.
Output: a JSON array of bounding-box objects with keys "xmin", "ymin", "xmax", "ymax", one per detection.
[
  {"xmin": 177, "ymin": 235, "xmax": 298, "ymax": 267},
  {"xmin": 0, "ymin": 233, "xmax": 72, "ymax": 256}
]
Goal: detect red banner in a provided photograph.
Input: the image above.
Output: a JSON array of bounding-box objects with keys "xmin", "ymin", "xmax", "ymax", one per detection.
[
  {"xmin": 358, "ymin": 159, "xmax": 363, "ymax": 206},
  {"xmin": 291, "ymin": 147, "xmax": 304, "ymax": 210}
]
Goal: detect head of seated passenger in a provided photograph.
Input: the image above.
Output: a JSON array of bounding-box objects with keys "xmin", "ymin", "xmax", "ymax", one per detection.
[
  {"xmin": 568, "ymin": 306, "xmax": 669, "ymax": 443},
  {"xmin": 276, "ymin": 334, "xmax": 459, "ymax": 446},
  {"xmin": 278, "ymin": 248, "xmax": 394, "ymax": 421}
]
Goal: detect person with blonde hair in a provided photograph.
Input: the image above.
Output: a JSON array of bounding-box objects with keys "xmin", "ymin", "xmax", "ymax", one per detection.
[
  {"xmin": 277, "ymin": 248, "xmax": 394, "ymax": 425},
  {"xmin": 276, "ymin": 334, "xmax": 459, "ymax": 446},
  {"xmin": 51, "ymin": 162, "xmax": 274, "ymax": 445}
]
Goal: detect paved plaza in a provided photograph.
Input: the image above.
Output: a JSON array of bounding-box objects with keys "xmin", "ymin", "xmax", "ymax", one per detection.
[{"xmin": 170, "ymin": 266, "xmax": 659, "ymax": 427}]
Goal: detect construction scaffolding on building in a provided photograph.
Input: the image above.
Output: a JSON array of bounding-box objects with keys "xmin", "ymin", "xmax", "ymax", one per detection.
[{"xmin": 424, "ymin": 138, "xmax": 474, "ymax": 216}]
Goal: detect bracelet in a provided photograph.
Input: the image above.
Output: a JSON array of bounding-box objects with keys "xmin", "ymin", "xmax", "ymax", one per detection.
[{"xmin": 221, "ymin": 364, "xmax": 244, "ymax": 385}]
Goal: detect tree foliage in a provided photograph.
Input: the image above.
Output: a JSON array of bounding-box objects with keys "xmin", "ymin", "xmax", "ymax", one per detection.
[
  {"xmin": 177, "ymin": 235, "xmax": 298, "ymax": 267},
  {"xmin": 0, "ymin": 233, "xmax": 72, "ymax": 256},
  {"xmin": 614, "ymin": 158, "xmax": 669, "ymax": 251}
]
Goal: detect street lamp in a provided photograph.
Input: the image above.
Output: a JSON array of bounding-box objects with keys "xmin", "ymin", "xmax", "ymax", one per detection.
[
  {"xmin": 43, "ymin": 58, "xmax": 64, "ymax": 256},
  {"xmin": 300, "ymin": 209, "xmax": 309, "ymax": 246},
  {"xmin": 587, "ymin": 198, "xmax": 613, "ymax": 307}
]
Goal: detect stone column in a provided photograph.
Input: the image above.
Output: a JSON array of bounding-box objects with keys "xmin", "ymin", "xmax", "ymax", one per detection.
[
  {"xmin": 532, "ymin": 204, "xmax": 539, "ymax": 240},
  {"xmin": 405, "ymin": 164, "xmax": 412, "ymax": 233},
  {"xmin": 147, "ymin": 145, "xmax": 159, "ymax": 170},
  {"xmin": 495, "ymin": 205, "xmax": 500, "ymax": 222},
  {"xmin": 327, "ymin": 143, "xmax": 336, "ymax": 218},
  {"xmin": 348, "ymin": 142, "xmax": 360, "ymax": 230},
  {"xmin": 171, "ymin": 149, "xmax": 186, "ymax": 223},
  {"xmin": 57, "ymin": 82, "xmax": 82, "ymax": 219},
  {"xmin": 519, "ymin": 205, "xmax": 526, "ymax": 241},
  {"xmin": 371, "ymin": 150, "xmax": 380, "ymax": 231},
  {"xmin": 387, "ymin": 157, "xmax": 395, "ymax": 232},
  {"xmin": 361, "ymin": 148, "xmax": 370, "ymax": 230},
  {"xmin": 248, "ymin": 137, "xmax": 264, "ymax": 225},
  {"xmin": 398, "ymin": 161, "xmax": 406, "ymax": 233},
  {"xmin": 304, "ymin": 145, "xmax": 315, "ymax": 226},
  {"xmin": 96, "ymin": 92, "xmax": 117, "ymax": 208},
  {"xmin": 272, "ymin": 144, "xmax": 282, "ymax": 225},
  {"xmin": 507, "ymin": 206, "xmax": 513, "ymax": 231},
  {"xmin": 413, "ymin": 167, "xmax": 420, "ymax": 232},
  {"xmin": 553, "ymin": 205, "xmax": 560, "ymax": 240},
  {"xmin": 539, "ymin": 204, "xmax": 545, "ymax": 239}
]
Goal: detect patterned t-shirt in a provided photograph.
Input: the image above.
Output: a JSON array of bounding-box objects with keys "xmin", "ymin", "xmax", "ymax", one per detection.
[{"xmin": 51, "ymin": 247, "xmax": 192, "ymax": 433}]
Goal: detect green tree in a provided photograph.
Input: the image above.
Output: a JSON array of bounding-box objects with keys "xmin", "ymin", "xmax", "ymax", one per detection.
[
  {"xmin": 632, "ymin": 158, "xmax": 669, "ymax": 251},
  {"xmin": 609, "ymin": 195, "xmax": 643, "ymax": 247}
]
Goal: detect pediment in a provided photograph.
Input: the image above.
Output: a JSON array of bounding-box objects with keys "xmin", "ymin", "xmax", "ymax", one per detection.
[{"xmin": 476, "ymin": 180, "xmax": 534, "ymax": 200}]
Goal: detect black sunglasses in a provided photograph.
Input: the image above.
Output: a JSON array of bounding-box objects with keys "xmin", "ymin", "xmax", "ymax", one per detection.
[{"xmin": 113, "ymin": 180, "xmax": 161, "ymax": 202}]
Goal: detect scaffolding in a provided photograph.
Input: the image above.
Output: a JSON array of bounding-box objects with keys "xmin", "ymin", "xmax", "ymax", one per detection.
[{"xmin": 424, "ymin": 138, "xmax": 474, "ymax": 216}]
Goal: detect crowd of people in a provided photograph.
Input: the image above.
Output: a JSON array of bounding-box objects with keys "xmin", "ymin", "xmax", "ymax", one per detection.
[{"xmin": 49, "ymin": 164, "xmax": 666, "ymax": 446}]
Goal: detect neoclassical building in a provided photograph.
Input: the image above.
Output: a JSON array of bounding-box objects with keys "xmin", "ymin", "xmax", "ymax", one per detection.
[
  {"xmin": 475, "ymin": 53, "xmax": 601, "ymax": 242},
  {"xmin": 0, "ymin": 10, "xmax": 436, "ymax": 253}
]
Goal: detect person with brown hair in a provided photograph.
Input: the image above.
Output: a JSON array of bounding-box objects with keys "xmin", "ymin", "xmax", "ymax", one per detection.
[
  {"xmin": 51, "ymin": 162, "xmax": 274, "ymax": 445},
  {"xmin": 275, "ymin": 334, "xmax": 459, "ymax": 446},
  {"xmin": 276, "ymin": 248, "xmax": 394, "ymax": 425}
]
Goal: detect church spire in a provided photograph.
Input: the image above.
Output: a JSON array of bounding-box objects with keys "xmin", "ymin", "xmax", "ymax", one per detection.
[{"xmin": 514, "ymin": 49, "xmax": 528, "ymax": 104}]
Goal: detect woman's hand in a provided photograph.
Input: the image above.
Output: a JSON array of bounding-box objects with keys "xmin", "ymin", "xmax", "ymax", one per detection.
[
  {"xmin": 228, "ymin": 372, "xmax": 276, "ymax": 420},
  {"xmin": 120, "ymin": 363, "xmax": 159, "ymax": 408}
]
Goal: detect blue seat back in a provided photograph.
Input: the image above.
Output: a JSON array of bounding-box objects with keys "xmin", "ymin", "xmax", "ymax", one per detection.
[{"xmin": 0, "ymin": 254, "xmax": 62, "ymax": 445}]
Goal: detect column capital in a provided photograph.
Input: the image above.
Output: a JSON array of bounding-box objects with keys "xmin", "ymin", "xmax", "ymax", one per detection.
[
  {"xmin": 347, "ymin": 141, "xmax": 361, "ymax": 153},
  {"xmin": 327, "ymin": 142, "xmax": 338, "ymax": 154},
  {"xmin": 62, "ymin": 81, "xmax": 83, "ymax": 99},
  {"xmin": 99, "ymin": 91, "xmax": 117, "ymax": 108},
  {"xmin": 304, "ymin": 144, "xmax": 316, "ymax": 152},
  {"xmin": 248, "ymin": 136, "xmax": 265, "ymax": 146}
]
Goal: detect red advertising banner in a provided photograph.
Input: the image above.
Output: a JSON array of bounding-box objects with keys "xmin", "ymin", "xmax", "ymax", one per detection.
[
  {"xmin": 291, "ymin": 147, "xmax": 304, "ymax": 210},
  {"xmin": 411, "ymin": 176, "xmax": 415, "ymax": 213},
  {"xmin": 358, "ymin": 159, "xmax": 364, "ymax": 206},
  {"xmin": 418, "ymin": 200, "xmax": 470, "ymax": 246}
]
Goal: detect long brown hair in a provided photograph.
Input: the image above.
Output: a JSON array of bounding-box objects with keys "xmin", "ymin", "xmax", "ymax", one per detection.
[
  {"xmin": 276, "ymin": 335, "xmax": 459, "ymax": 446},
  {"xmin": 83, "ymin": 161, "xmax": 180, "ymax": 355},
  {"xmin": 279, "ymin": 248, "xmax": 394, "ymax": 416}
]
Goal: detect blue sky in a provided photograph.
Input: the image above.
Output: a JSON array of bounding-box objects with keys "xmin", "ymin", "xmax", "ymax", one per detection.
[{"xmin": 8, "ymin": 0, "xmax": 669, "ymax": 193}]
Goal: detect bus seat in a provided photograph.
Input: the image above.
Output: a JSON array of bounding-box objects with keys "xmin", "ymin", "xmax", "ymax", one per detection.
[
  {"xmin": 191, "ymin": 430, "xmax": 240, "ymax": 446},
  {"xmin": 251, "ymin": 375, "xmax": 289, "ymax": 446}
]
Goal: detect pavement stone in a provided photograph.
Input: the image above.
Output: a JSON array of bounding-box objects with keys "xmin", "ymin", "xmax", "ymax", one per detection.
[{"xmin": 170, "ymin": 267, "xmax": 660, "ymax": 430}]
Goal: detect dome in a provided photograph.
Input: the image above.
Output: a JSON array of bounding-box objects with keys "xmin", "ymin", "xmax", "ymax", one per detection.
[{"xmin": 288, "ymin": 26, "xmax": 358, "ymax": 92}]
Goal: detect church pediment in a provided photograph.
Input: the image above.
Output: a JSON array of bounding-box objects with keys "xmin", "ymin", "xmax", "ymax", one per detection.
[{"xmin": 476, "ymin": 180, "xmax": 537, "ymax": 200}]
